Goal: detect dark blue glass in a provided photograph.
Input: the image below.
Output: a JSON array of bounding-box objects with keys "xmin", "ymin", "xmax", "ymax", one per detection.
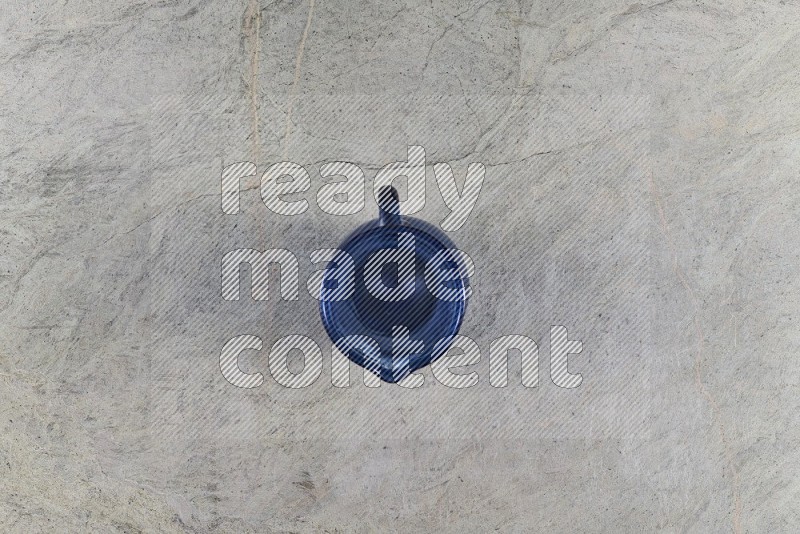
[{"xmin": 319, "ymin": 187, "xmax": 469, "ymax": 383}]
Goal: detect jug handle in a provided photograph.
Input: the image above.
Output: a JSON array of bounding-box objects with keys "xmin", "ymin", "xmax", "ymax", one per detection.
[{"xmin": 378, "ymin": 186, "xmax": 401, "ymax": 226}]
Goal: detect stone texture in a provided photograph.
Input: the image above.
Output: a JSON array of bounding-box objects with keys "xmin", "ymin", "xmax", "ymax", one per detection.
[{"xmin": 1, "ymin": 0, "xmax": 799, "ymax": 532}]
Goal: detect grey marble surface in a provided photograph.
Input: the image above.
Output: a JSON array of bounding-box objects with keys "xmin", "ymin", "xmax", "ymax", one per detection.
[{"xmin": 1, "ymin": 0, "xmax": 799, "ymax": 532}]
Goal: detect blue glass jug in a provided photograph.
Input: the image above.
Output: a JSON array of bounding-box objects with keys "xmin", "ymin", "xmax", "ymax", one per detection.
[{"xmin": 319, "ymin": 187, "xmax": 469, "ymax": 383}]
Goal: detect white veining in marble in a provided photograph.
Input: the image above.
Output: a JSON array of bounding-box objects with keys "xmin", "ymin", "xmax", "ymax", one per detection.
[{"xmin": 1, "ymin": 0, "xmax": 799, "ymax": 531}]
